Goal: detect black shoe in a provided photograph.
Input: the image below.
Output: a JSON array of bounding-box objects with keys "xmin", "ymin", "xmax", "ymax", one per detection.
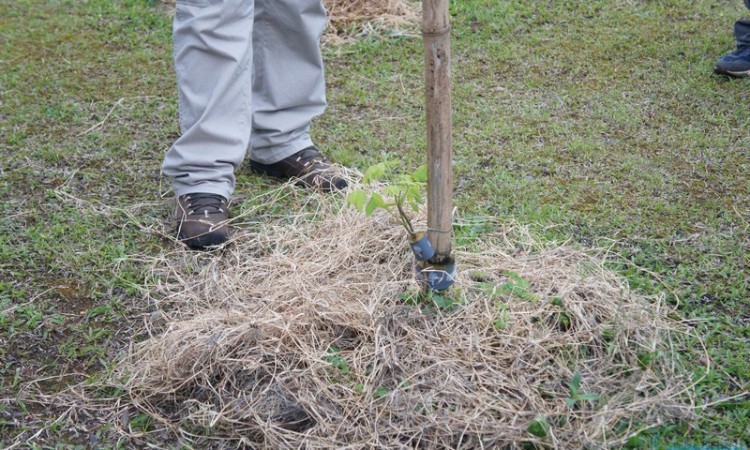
[
  {"xmin": 174, "ymin": 193, "xmax": 230, "ymax": 249},
  {"xmin": 715, "ymin": 46, "xmax": 750, "ymax": 77},
  {"xmin": 250, "ymin": 146, "xmax": 348, "ymax": 192}
]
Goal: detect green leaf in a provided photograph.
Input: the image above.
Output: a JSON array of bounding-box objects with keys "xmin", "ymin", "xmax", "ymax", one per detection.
[
  {"xmin": 602, "ymin": 328, "xmax": 616, "ymax": 342},
  {"xmin": 558, "ymin": 312, "xmax": 571, "ymax": 330},
  {"xmin": 365, "ymin": 192, "xmax": 386, "ymax": 216},
  {"xmin": 383, "ymin": 184, "xmax": 403, "ymax": 198},
  {"xmin": 568, "ymin": 372, "xmax": 582, "ymax": 396},
  {"xmin": 325, "ymin": 346, "xmax": 350, "ymax": 375},
  {"xmin": 527, "ymin": 415, "xmax": 549, "ymax": 438},
  {"xmin": 364, "ymin": 162, "xmax": 388, "ymax": 183},
  {"xmin": 505, "ymin": 271, "xmax": 530, "ymax": 289},
  {"xmin": 411, "ymin": 165, "xmax": 428, "ymax": 182},
  {"xmin": 637, "ymin": 351, "xmax": 656, "ymax": 369},
  {"xmin": 347, "ymin": 190, "xmax": 367, "ymax": 212},
  {"xmin": 624, "ymin": 435, "xmax": 647, "ymax": 449},
  {"xmin": 399, "ymin": 292, "xmax": 419, "ymax": 305},
  {"xmin": 406, "ymin": 188, "xmax": 424, "ymax": 212},
  {"xmin": 86, "ymin": 305, "xmax": 112, "ymax": 319},
  {"xmin": 492, "ymin": 317, "xmax": 507, "ymax": 330},
  {"xmin": 374, "ymin": 387, "xmax": 389, "ymax": 399},
  {"xmin": 431, "ymin": 293, "xmax": 451, "ymax": 309},
  {"xmin": 130, "ymin": 413, "xmax": 154, "ymax": 432}
]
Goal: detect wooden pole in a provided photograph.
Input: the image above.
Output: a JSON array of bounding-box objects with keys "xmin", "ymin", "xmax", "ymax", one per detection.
[{"xmin": 423, "ymin": 0, "xmax": 453, "ymax": 263}]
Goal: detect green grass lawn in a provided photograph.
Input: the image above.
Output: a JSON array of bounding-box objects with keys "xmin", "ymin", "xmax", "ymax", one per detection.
[{"xmin": 1, "ymin": 0, "xmax": 749, "ymax": 447}]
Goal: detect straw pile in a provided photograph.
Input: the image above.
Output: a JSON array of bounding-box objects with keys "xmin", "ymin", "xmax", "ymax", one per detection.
[
  {"xmin": 160, "ymin": 0, "xmax": 420, "ymax": 40},
  {"xmin": 324, "ymin": 0, "xmax": 420, "ymax": 40},
  {"xmin": 120, "ymin": 188, "xmax": 693, "ymax": 449}
]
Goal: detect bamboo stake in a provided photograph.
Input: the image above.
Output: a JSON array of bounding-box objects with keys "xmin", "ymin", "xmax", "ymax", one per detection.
[{"xmin": 423, "ymin": 0, "xmax": 453, "ymax": 263}]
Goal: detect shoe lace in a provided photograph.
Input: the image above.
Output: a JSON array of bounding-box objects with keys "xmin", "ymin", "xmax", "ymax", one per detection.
[
  {"xmin": 294, "ymin": 147, "xmax": 328, "ymax": 170},
  {"xmin": 183, "ymin": 193, "xmax": 226, "ymax": 217},
  {"xmin": 288, "ymin": 147, "xmax": 348, "ymax": 191}
]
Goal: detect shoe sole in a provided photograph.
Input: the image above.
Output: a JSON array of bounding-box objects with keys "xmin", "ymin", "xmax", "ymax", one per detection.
[
  {"xmin": 250, "ymin": 160, "xmax": 347, "ymax": 192},
  {"xmin": 250, "ymin": 160, "xmax": 285, "ymax": 179},
  {"xmin": 178, "ymin": 228, "xmax": 230, "ymax": 249},
  {"xmin": 714, "ymin": 67, "xmax": 750, "ymax": 77},
  {"xmin": 250, "ymin": 160, "xmax": 309, "ymax": 187}
]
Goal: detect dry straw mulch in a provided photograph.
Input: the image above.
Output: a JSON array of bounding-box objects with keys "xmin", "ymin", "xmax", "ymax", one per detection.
[
  {"xmin": 324, "ymin": 0, "xmax": 420, "ymax": 42},
  {"xmin": 160, "ymin": 0, "xmax": 420, "ymax": 42},
  {"xmin": 118, "ymin": 186, "xmax": 695, "ymax": 449}
]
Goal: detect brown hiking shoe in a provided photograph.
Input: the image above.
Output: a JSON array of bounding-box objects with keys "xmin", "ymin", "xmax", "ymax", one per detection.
[
  {"xmin": 174, "ymin": 193, "xmax": 230, "ymax": 249},
  {"xmin": 250, "ymin": 146, "xmax": 348, "ymax": 192}
]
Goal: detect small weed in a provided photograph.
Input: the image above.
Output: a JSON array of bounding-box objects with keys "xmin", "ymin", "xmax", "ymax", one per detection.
[
  {"xmin": 454, "ymin": 218, "xmax": 494, "ymax": 248},
  {"xmin": 499, "ymin": 271, "xmax": 538, "ymax": 301},
  {"xmin": 477, "ymin": 271, "xmax": 538, "ymax": 302},
  {"xmin": 85, "ymin": 304, "xmax": 113, "ymax": 321},
  {"xmin": 624, "ymin": 433, "xmax": 648, "ymax": 449},
  {"xmin": 550, "ymin": 296, "xmax": 571, "ymax": 331},
  {"xmin": 128, "ymin": 413, "xmax": 154, "ymax": 433},
  {"xmin": 428, "ymin": 291, "xmax": 462, "ymax": 309},
  {"xmin": 373, "ymin": 387, "xmax": 390, "ymax": 399},
  {"xmin": 399, "ymin": 288, "xmax": 464, "ymax": 309},
  {"xmin": 566, "ymin": 372, "xmax": 600, "ymax": 408},
  {"xmin": 526, "ymin": 415, "xmax": 550, "ymax": 438},
  {"xmin": 636, "ymin": 350, "xmax": 663, "ymax": 370},
  {"xmin": 492, "ymin": 303, "xmax": 510, "ymax": 330},
  {"xmin": 325, "ymin": 346, "xmax": 351, "ymax": 376}
]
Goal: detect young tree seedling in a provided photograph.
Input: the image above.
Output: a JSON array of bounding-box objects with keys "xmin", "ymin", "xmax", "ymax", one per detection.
[{"xmin": 347, "ymin": 161, "xmax": 428, "ymax": 238}]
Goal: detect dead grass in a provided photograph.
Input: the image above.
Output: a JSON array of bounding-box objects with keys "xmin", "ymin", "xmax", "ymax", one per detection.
[
  {"xmin": 103, "ymin": 185, "xmax": 697, "ymax": 449},
  {"xmin": 159, "ymin": 0, "xmax": 420, "ymax": 42},
  {"xmin": 324, "ymin": 0, "xmax": 420, "ymax": 42}
]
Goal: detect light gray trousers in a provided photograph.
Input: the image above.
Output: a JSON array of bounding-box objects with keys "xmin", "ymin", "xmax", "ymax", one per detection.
[
  {"xmin": 162, "ymin": 0, "xmax": 328, "ymax": 199},
  {"xmin": 736, "ymin": 0, "xmax": 750, "ymax": 47}
]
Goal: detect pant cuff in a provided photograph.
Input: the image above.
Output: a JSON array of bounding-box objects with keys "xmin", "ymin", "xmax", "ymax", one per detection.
[
  {"xmin": 735, "ymin": 18, "xmax": 750, "ymax": 47},
  {"xmin": 172, "ymin": 181, "xmax": 233, "ymax": 200},
  {"xmin": 249, "ymin": 135, "xmax": 315, "ymax": 165}
]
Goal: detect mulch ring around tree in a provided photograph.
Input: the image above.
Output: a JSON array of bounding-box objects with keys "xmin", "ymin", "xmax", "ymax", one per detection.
[{"xmin": 109, "ymin": 187, "xmax": 696, "ymax": 449}]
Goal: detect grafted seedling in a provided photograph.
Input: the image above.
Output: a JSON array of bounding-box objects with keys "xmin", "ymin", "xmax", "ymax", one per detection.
[{"xmin": 349, "ymin": 161, "xmax": 454, "ymax": 291}]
